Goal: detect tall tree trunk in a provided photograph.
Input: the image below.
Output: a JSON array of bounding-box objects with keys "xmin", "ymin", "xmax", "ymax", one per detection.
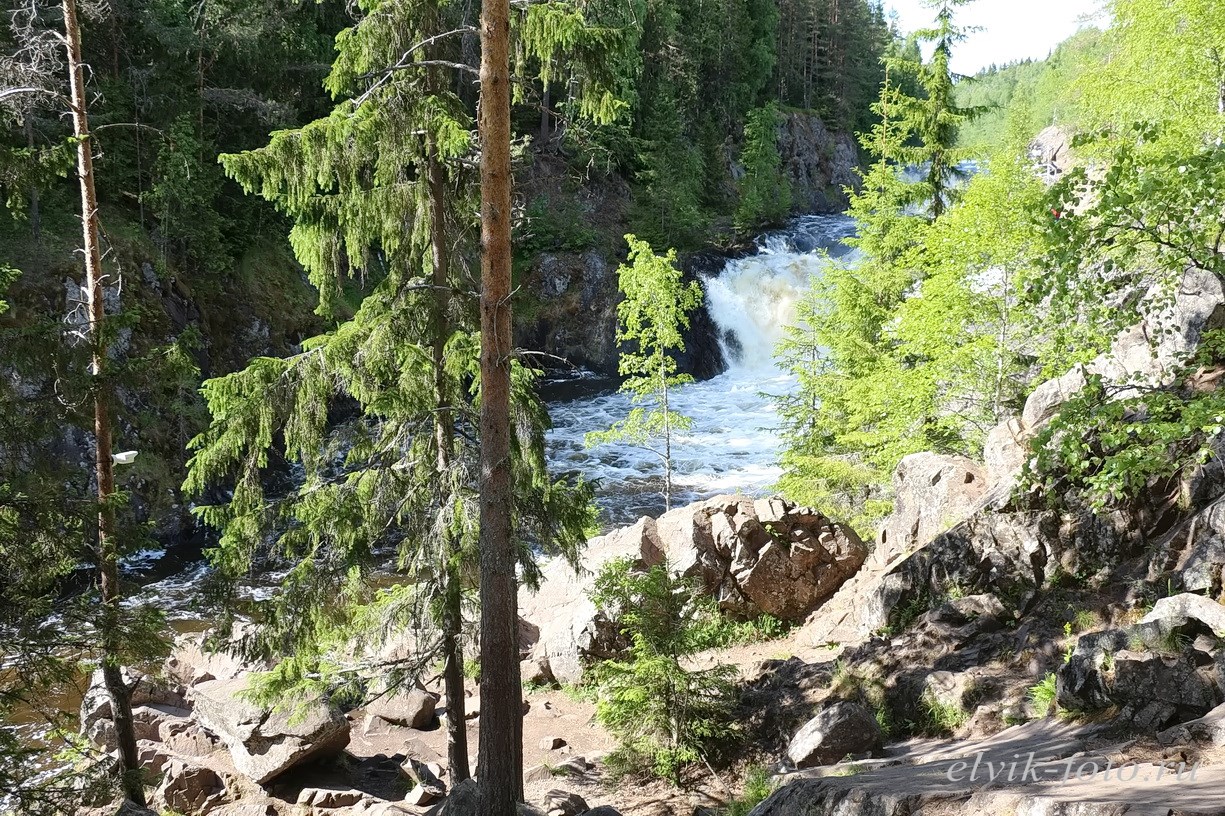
[
  {"xmin": 539, "ymin": 83, "xmax": 551, "ymax": 143},
  {"xmin": 476, "ymin": 0, "xmax": 522, "ymax": 811},
  {"xmin": 24, "ymin": 116, "xmax": 40, "ymax": 241},
  {"xmin": 63, "ymin": 0, "xmax": 145, "ymax": 804},
  {"xmin": 428, "ymin": 143, "xmax": 471, "ymax": 786}
]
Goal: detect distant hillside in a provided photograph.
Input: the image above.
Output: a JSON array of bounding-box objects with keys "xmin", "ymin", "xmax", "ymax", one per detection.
[{"xmin": 955, "ymin": 27, "xmax": 1108, "ymax": 152}]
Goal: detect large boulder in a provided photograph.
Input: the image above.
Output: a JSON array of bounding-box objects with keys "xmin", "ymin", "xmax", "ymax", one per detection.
[
  {"xmin": 877, "ymin": 453, "xmax": 988, "ymax": 559},
  {"xmin": 786, "ymin": 701, "xmax": 881, "ymax": 769},
  {"xmin": 152, "ymin": 759, "xmax": 229, "ymax": 815},
  {"xmin": 657, "ymin": 495, "xmax": 867, "ymax": 621},
  {"xmin": 365, "ymin": 681, "xmax": 439, "ymax": 729},
  {"xmin": 518, "ymin": 517, "xmax": 658, "ymax": 684},
  {"xmin": 79, "ymin": 668, "xmax": 188, "ymax": 750},
  {"xmin": 1058, "ymin": 625, "xmax": 1224, "ymax": 729},
  {"xmin": 983, "ymin": 417, "xmax": 1027, "ymax": 488},
  {"xmin": 188, "ymin": 677, "xmax": 350, "ymax": 784}
]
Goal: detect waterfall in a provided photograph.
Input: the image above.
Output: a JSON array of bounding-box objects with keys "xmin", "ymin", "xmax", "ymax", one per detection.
[
  {"xmin": 702, "ymin": 215, "xmax": 857, "ymax": 371},
  {"xmin": 545, "ymin": 213, "xmax": 859, "ymax": 528}
]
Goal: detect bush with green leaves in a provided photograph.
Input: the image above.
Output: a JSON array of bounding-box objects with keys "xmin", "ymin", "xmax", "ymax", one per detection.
[
  {"xmin": 589, "ymin": 558, "xmax": 738, "ymax": 783},
  {"xmin": 1024, "ymin": 334, "xmax": 1225, "ymax": 513},
  {"xmin": 724, "ymin": 765, "xmax": 776, "ymax": 816}
]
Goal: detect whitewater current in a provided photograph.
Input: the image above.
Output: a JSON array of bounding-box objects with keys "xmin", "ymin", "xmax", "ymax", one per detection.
[{"xmin": 546, "ymin": 213, "xmax": 857, "ymax": 528}]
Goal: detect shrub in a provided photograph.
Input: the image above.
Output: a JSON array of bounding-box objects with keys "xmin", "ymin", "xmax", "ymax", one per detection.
[{"xmin": 590, "ymin": 559, "xmax": 738, "ymax": 783}]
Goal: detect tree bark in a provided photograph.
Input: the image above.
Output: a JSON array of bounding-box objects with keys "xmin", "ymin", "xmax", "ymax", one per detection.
[
  {"xmin": 476, "ymin": 0, "xmax": 522, "ymax": 811},
  {"xmin": 428, "ymin": 142, "xmax": 471, "ymax": 786},
  {"xmin": 25, "ymin": 116, "xmax": 40, "ymax": 241},
  {"xmin": 63, "ymin": 0, "xmax": 145, "ymax": 804}
]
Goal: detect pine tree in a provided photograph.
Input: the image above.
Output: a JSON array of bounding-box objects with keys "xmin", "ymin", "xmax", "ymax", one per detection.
[
  {"xmin": 586, "ymin": 236, "xmax": 702, "ymax": 512},
  {"xmin": 189, "ymin": 0, "xmax": 620, "ymax": 804}
]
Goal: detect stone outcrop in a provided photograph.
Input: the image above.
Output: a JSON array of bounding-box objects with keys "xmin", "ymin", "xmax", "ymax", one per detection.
[
  {"xmin": 786, "ymin": 701, "xmax": 881, "ymax": 769},
  {"xmin": 775, "ymin": 111, "xmax": 860, "ymax": 214},
  {"xmin": 364, "ymin": 681, "xmax": 438, "ymax": 729},
  {"xmin": 520, "ymin": 496, "xmax": 864, "ymax": 682},
  {"xmin": 750, "ymin": 720, "xmax": 1225, "ymax": 816},
  {"xmin": 877, "ymin": 453, "xmax": 988, "ymax": 561},
  {"xmin": 188, "ymin": 677, "xmax": 351, "ymax": 784},
  {"xmin": 79, "ymin": 668, "xmax": 189, "ymax": 750},
  {"xmin": 153, "ymin": 759, "xmax": 230, "ymax": 815},
  {"xmin": 1058, "ymin": 594, "xmax": 1225, "ymax": 730}
]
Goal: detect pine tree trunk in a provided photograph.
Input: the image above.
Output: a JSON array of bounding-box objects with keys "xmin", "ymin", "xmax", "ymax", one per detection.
[
  {"xmin": 25, "ymin": 116, "xmax": 39, "ymax": 241},
  {"xmin": 64, "ymin": 0, "xmax": 144, "ymax": 804},
  {"xmin": 476, "ymin": 0, "xmax": 522, "ymax": 811},
  {"xmin": 428, "ymin": 145, "xmax": 471, "ymax": 786}
]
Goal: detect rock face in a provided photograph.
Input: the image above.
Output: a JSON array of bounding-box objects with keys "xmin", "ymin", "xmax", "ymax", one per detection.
[
  {"xmin": 877, "ymin": 453, "xmax": 988, "ymax": 560},
  {"xmin": 365, "ymin": 681, "xmax": 439, "ymax": 729},
  {"xmin": 153, "ymin": 759, "xmax": 229, "ymax": 814},
  {"xmin": 1056, "ymin": 594, "xmax": 1225, "ymax": 730},
  {"xmin": 776, "ymin": 111, "xmax": 860, "ymax": 214},
  {"xmin": 188, "ymin": 677, "xmax": 351, "ymax": 784},
  {"xmin": 520, "ymin": 496, "xmax": 864, "ymax": 682},
  {"xmin": 519, "ymin": 518, "xmax": 656, "ymax": 684},
  {"xmin": 786, "ymin": 701, "xmax": 882, "ymax": 769},
  {"xmin": 79, "ymin": 668, "xmax": 189, "ymax": 750},
  {"xmin": 1030, "ymin": 124, "xmax": 1074, "ymax": 180}
]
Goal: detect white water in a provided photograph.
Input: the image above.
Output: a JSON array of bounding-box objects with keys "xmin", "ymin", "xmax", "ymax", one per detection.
[{"xmin": 545, "ymin": 214, "xmax": 857, "ymax": 528}]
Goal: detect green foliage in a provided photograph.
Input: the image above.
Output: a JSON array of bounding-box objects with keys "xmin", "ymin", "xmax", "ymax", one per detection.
[
  {"xmin": 1028, "ymin": 672, "xmax": 1058, "ymax": 716},
  {"xmin": 776, "ymin": 151, "xmax": 1041, "ymax": 534},
  {"xmin": 1024, "ymin": 365, "xmax": 1225, "ymax": 513},
  {"xmin": 1034, "ymin": 133, "xmax": 1225, "ymax": 374},
  {"xmin": 586, "ymin": 236, "xmax": 702, "ymax": 510},
  {"xmin": 723, "ymin": 765, "xmax": 775, "ymax": 816},
  {"xmin": 735, "ymin": 102, "xmax": 792, "ymax": 234},
  {"xmin": 689, "ymin": 601, "xmax": 791, "ymax": 650},
  {"xmin": 518, "ymin": 194, "xmax": 600, "ymax": 255},
  {"xmin": 590, "ymin": 558, "xmax": 738, "ymax": 783}
]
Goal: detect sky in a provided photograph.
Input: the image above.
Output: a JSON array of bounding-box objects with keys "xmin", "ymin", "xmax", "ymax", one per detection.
[{"xmin": 884, "ymin": 0, "xmax": 1108, "ymax": 76}]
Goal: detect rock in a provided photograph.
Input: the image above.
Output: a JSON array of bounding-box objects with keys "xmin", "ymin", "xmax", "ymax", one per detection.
[
  {"xmin": 1021, "ymin": 366, "xmax": 1088, "ymax": 432},
  {"xmin": 153, "ymin": 759, "xmax": 228, "ymax": 815},
  {"xmin": 1059, "ymin": 627, "xmax": 1222, "ymax": 727},
  {"xmin": 188, "ymin": 677, "xmax": 350, "ymax": 784},
  {"xmin": 296, "ymin": 788, "xmax": 365, "ymax": 808},
  {"xmin": 136, "ymin": 740, "xmax": 169, "ymax": 775},
  {"xmin": 553, "ymin": 755, "xmax": 593, "ymax": 776},
  {"xmin": 776, "ymin": 111, "xmax": 860, "ymax": 214},
  {"xmin": 160, "ymin": 716, "xmax": 220, "ymax": 757},
  {"xmin": 584, "ymin": 809, "xmax": 624, "ymax": 816},
  {"xmin": 524, "ymin": 763, "xmax": 555, "ymax": 784},
  {"xmin": 519, "ymin": 519, "xmax": 659, "ymax": 684},
  {"xmin": 539, "ymin": 736, "xmax": 566, "ymax": 750},
  {"xmin": 984, "ymin": 417, "xmax": 1027, "ymax": 487},
  {"xmin": 1137, "ymin": 593, "xmax": 1225, "ymax": 640},
  {"xmin": 166, "ymin": 632, "xmax": 252, "ymax": 686},
  {"xmin": 441, "ymin": 779, "xmax": 551, "ymax": 816},
  {"xmin": 543, "ymin": 789, "xmax": 588, "ymax": 816},
  {"xmin": 366, "ymin": 681, "xmax": 439, "ymax": 729},
  {"xmin": 786, "ymin": 701, "xmax": 882, "ymax": 769},
  {"xmin": 79, "ymin": 801, "xmax": 158, "ymax": 816},
  {"xmin": 522, "ymin": 655, "xmax": 556, "ymax": 687},
  {"xmin": 1158, "ymin": 702, "xmax": 1225, "ymax": 746},
  {"xmin": 1030, "ymin": 125, "xmax": 1074, "ymax": 179},
  {"xmin": 79, "ymin": 668, "xmax": 189, "ymax": 750},
  {"xmin": 877, "ymin": 453, "xmax": 988, "ymax": 558},
  {"xmin": 401, "ymin": 756, "xmax": 447, "ymax": 789},
  {"xmin": 405, "ymin": 783, "xmax": 446, "ymax": 807}
]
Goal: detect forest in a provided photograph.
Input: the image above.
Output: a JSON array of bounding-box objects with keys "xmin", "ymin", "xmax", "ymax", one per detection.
[{"xmin": 4, "ymin": 0, "xmax": 1225, "ymax": 814}]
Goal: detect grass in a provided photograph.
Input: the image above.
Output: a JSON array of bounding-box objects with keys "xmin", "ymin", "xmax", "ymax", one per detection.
[
  {"xmin": 690, "ymin": 603, "xmax": 792, "ymax": 650},
  {"xmin": 723, "ymin": 765, "xmax": 775, "ymax": 816},
  {"xmin": 918, "ymin": 690, "xmax": 968, "ymax": 735}
]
